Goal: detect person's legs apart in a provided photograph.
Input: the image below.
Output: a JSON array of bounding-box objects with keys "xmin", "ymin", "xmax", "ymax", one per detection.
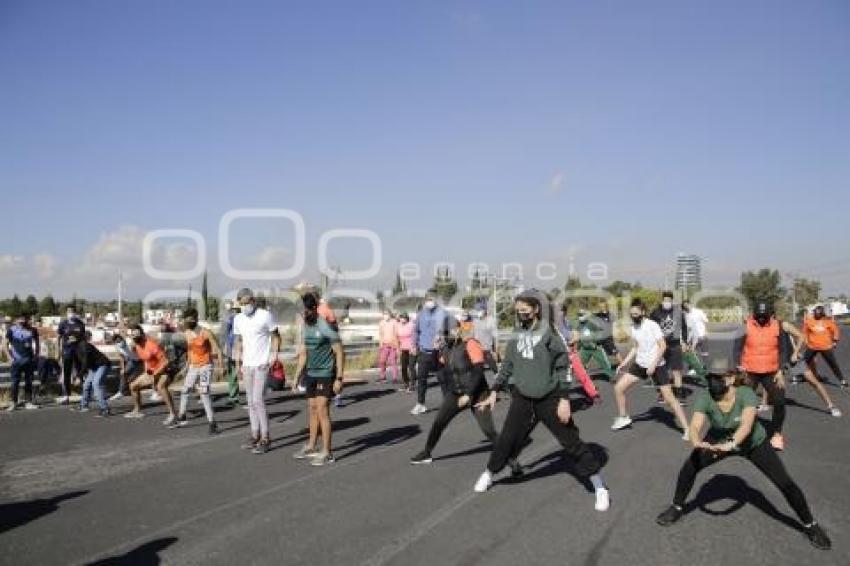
[
  {"xmin": 535, "ymin": 394, "xmax": 601, "ymax": 479},
  {"xmin": 748, "ymin": 442, "xmax": 814, "ymax": 525},
  {"xmin": 487, "ymin": 392, "xmax": 535, "ymax": 474},
  {"xmin": 673, "ymin": 449, "xmax": 726, "ymax": 507},
  {"xmin": 425, "ymin": 391, "xmax": 464, "ymax": 453}
]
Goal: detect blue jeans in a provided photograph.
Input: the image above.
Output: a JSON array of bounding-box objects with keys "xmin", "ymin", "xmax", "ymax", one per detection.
[
  {"xmin": 10, "ymin": 360, "xmax": 35, "ymax": 404},
  {"xmin": 81, "ymin": 365, "xmax": 109, "ymax": 411}
]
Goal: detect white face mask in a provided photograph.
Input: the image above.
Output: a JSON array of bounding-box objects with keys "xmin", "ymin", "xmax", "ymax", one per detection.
[
  {"xmin": 662, "ymin": 301, "xmax": 673, "ymax": 310},
  {"xmin": 383, "ymin": 314, "xmax": 390, "ymax": 321},
  {"xmin": 477, "ymin": 312, "xmax": 486, "ymax": 319},
  {"xmin": 241, "ymin": 304, "xmax": 256, "ymax": 316},
  {"xmin": 424, "ymin": 300, "xmax": 436, "ymax": 310},
  {"xmin": 67, "ymin": 313, "xmax": 76, "ymax": 320}
]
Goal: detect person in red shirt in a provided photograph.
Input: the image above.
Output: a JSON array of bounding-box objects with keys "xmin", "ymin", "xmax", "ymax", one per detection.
[
  {"xmin": 802, "ymin": 305, "xmax": 847, "ymax": 388},
  {"xmin": 124, "ymin": 325, "xmax": 177, "ymax": 423}
]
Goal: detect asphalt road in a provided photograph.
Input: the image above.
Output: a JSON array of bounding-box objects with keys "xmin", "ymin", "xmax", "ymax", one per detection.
[{"xmin": 2, "ymin": 335, "xmax": 849, "ymax": 566}]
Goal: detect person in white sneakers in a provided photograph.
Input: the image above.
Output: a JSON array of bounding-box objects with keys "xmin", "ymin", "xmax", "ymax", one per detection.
[
  {"xmin": 233, "ymin": 288, "xmax": 281, "ymax": 455},
  {"xmin": 6, "ymin": 313, "xmax": 40, "ymax": 411},
  {"xmin": 472, "ymin": 290, "xmax": 610, "ymax": 512},
  {"xmin": 612, "ymin": 298, "xmax": 690, "ymax": 439}
]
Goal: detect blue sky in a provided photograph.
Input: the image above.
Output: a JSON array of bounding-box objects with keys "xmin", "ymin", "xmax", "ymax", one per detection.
[{"xmin": 1, "ymin": 0, "xmax": 848, "ymax": 298}]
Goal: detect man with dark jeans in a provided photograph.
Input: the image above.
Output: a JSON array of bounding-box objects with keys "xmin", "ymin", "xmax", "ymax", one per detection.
[
  {"xmin": 410, "ymin": 294, "xmax": 451, "ymax": 415},
  {"xmin": 57, "ymin": 307, "xmax": 85, "ymax": 404},
  {"xmin": 6, "ymin": 314, "xmax": 40, "ymax": 411},
  {"xmin": 110, "ymin": 334, "xmax": 142, "ymax": 400}
]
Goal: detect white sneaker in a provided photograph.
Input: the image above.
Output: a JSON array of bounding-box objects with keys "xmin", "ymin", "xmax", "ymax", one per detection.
[
  {"xmin": 410, "ymin": 403, "xmax": 428, "ymax": 415},
  {"xmin": 682, "ymin": 429, "xmax": 690, "ymax": 442},
  {"xmin": 56, "ymin": 396, "xmax": 69, "ymax": 404},
  {"xmin": 757, "ymin": 404, "xmax": 769, "ymax": 413},
  {"xmin": 611, "ymin": 416, "xmax": 632, "ymax": 431},
  {"xmin": 24, "ymin": 402, "xmax": 38, "ymax": 410},
  {"xmin": 297, "ymin": 385, "xmax": 306, "ymax": 393},
  {"xmin": 594, "ymin": 488, "xmax": 610, "ymax": 512},
  {"xmin": 474, "ymin": 470, "xmax": 493, "ymax": 493},
  {"xmin": 830, "ymin": 407, "xmax": 842, "ymax": 418},
  {"xmin": 149, "ymin": 392, "xmax": 162, "ymax": 402},
  {"xmin": 109, "ymin": 392, "xmax": 124, "ymax": 401},
  {"xmin": 124, "ymin": 410, "xmax": 145, "ymax": 419},
  {"xmin": 163, "ymin": 415, "xmax": 176, "ymax": 426},
  {"xmin": 5, "ymin": 403, "xmax": 16, "ymax": 412}
]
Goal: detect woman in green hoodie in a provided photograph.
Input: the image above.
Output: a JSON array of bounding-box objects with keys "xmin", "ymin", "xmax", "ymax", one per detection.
[{"xmin": 473, "ymin": 291, "xmax": 610, "ymax": 512}]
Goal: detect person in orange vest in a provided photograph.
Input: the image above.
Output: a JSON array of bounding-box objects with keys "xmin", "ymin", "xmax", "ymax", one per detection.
[
  {"xmin": 802, "ymin": 305, "xmax": 847, "ymax": 389},
  {"xmin": 734, "ymin": 301, "xmax": 792, "ymax": 451}
]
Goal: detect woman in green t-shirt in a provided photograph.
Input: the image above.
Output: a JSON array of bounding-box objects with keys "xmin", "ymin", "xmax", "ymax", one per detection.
[{"xmin": 656, "ymin": 369, "xmax": 831, "ymax": 550}]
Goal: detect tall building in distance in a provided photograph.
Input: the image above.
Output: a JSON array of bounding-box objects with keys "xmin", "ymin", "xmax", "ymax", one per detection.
[{"xmin": 675, "ymin": 253, "xmax": 702, "ymax": 296}]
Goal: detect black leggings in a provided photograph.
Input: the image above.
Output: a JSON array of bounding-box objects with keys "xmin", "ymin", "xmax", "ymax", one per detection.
[
  {"xmin": 400, "ymin": 350, "xmax": 417, "ymax": 387},
  {"xmin": 416, "ymin": 350, "xmax": 448, "ymax": 404},
  {"xmin": 804, "ymin": 349, "xmax": 845, "ymax": 382},
  {"xmin": 673, "ymin": 441, "xmax": 814, "ymax": 525},
  {"xmin": 748, "ymin": 372, "xmax": 785, "ymax": 434},
  {"xmin": 425, "ymin": 387, "xmax": 497, "ymax": 453},
  {"xmin": 62, "ymin": 351, "xmax": 82, "ymax": 396},
  {"xmin": 487, "ymin": 390, "xmax": 600, "ymax": 479}
]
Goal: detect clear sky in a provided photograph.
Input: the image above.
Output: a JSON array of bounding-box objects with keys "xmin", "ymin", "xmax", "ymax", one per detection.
[{"xmin": 1, "ymin": 0, "xmax": 848, "ymax": 299}]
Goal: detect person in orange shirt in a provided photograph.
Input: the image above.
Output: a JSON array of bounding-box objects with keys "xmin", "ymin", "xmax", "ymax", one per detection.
[
  {"xmin": 410, "ymin": 326, "xmax": 522, "ymax": 477},
  {"xmin": 125, "ymin": 324, "xmax": 177, "ymax": 423},
  {"xmin": 174, "ymin": 308, "xmax": 224, "ymax": 433},
  {"xmin": 802, "ymin": 305, "xmax": 847, "ymax": 389}
]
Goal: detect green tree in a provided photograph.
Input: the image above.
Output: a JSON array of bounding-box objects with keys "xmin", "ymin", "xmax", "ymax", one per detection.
[
  {"xmin": 792, "ymin": 277, "xmax": 821, "ymax": 309},
  {"xmin": 201, "ymin": 271, "xmax": 209, "ymax": 319},
  {"xmin": 738, "ymin": 269, "xmax": 784, "ymax": 309},
  {"xmin": 24, "ymin": 295, "xmax": 39, "ymax": 317},
  {"xmin": 39, "ymin": 294, "xmax": 58, "ymax": 317},
  {"xmin": 603, "ymin": 280, "xmax": 636, "ymax": 296},
  {"xmin": 392, "ymin": 271, "xmax": 406, "ymax": 295},
  {"xmin": 8, "ymin": 294, "xmax": 23, "ymax": 318},
  {"xmin": 431, "ymin": 266, "xmax": 458, "ymax": 303}
]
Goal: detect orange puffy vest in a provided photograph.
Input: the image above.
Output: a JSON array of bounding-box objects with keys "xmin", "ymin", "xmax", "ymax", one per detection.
[{"xmin": 741, "ymin": 317, "xmax": 780, "ymax": 374}]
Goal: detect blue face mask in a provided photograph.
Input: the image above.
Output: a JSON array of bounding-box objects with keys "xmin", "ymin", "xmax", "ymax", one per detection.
[{"xmin": 241, "ymin": 304, "xmax": 256, "ymax": 316}]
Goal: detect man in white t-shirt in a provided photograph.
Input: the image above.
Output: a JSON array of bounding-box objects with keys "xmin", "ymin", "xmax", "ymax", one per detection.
[
  {"xmin": 611, "ymin": 299, "xmax": 689, "ymax": 438},
  {"xmin": 233, "ymin": 287, "xmax": 281, "ymax": 454}
]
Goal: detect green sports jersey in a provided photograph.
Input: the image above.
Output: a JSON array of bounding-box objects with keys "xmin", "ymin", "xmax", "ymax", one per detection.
[
  {"xmin": 693, "ymin": 386, "xmax": 767, "ymax": 452},
  {"xmin": 303, "ymin": 318, "xmax": 341, "ymax": 378}
]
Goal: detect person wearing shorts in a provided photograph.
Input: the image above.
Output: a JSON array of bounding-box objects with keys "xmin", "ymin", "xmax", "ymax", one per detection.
[
  {"xmin": 174, "ymin": 308, "xmax": 224, "ymax": 434},
  {"xmin": 651, "ymin": 291, "xmax": 690, "ymax": 403},
  {"xmin": 125, "ymin": 324, "xmax": 177, "ymax": 424},
  {"xmin": 612, "ymin": 299, "xmax": 689, "ymax": 438},
  {"xmin": 292, "ymin": 292, "xmax": 345, "ymax": 466}
]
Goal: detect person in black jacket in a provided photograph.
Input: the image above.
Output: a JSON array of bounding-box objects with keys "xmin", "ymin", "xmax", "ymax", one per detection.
[
  {"xmin": 650, "ymin": 292, "xmax": 690, "ymax": 403},
  {"xmin": 409, "ymin": 327, "xmax": 522, "ymax": 476},
  {"xmin": 72, "ymin": 330, "xmax": 112, "ymax": 417}
]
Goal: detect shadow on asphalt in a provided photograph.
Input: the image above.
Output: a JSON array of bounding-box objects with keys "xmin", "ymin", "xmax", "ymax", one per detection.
[
  {"xmin": 335, "ymin": 424, "xmax": 421, "ymax": 461},
  {"xmin": 686, "ymin": 473, "xmax": 803, "ymax": 532},
  {"xmin": 631, "ymin": 406, "xmax": 681, "ymax": 433},
  {"xmin": 267, "ymin": 416, "xmax": 373, "ymax": 452},
  {"xmin": 0, "ymin": 490, "xmax": 88, "ymax": 535},
  {"xmin": 88, "ymin": 537, "xmax": 179, "ymax": 565},
  {"xmin": 503, "ymin": 442, "xmax": 610, "ymax": 493},
  {"xmin": 785, "ymin": 397, "xmax": 830, "ymax": 415}
]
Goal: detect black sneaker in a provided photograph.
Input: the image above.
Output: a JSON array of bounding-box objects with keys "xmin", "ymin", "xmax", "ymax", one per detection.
[
  {"xmin": 509, "ymin": 460, "xmax": 524, "ymax": 478},
  {"xmin": 96, "ymin": 409, "xmax": 110, "ymax": 418},
  {"xmin": 252, "ymin": 439, "xmax": 270, "ymax": 455},
  {"xmin": 656, "ymin": 505, "xmax": 684, "ymax": 526},
  {"xmin": 841, "ymin": 381, "xmax": 849, "ymax": 389},
  {"xmin": 410, "ymin": 450, "xmax": 433, "ymax": 465},
  {"xmin": 804, "ymin": 523, "xmax": 831, "ymax": 550},
  {"xmin": 208, "ymin": 421, "xmax": 219, "ymax": 435},
  {"xmin": 176, "ymin": 415, "xmax": 189, "ymax": 428}
]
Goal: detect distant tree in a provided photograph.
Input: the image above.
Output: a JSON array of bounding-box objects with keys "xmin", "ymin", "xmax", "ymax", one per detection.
[
  {"xmin": 792, "ymin": 277, "xmax": 821, "ymax": 309},
  {"xmin": 431, "ymin": 266, "xmax": 458, "ymax": 303},
  {"xmin": 392, "ymin": 271, "xmax": 406, "ymax": 295},
  {"xmin": 8, "ymin": 294, "xmax": 23, "ymax": 318},
  {"xmin": 738, "ymin": 269, "xmax": 784, "ymax": 309},
  {"xmin": 24, "ymin": 295, "xmax": 39, "ymax": 317},
  {"xmin": 603, "ymin": 280, "xmax": 635, "ymax": 296},
  {"xmin": 201, "ymin": 271, "xmax": 209, "ymax": 319},
  {"xmin": 39, "ymin": 294, "xmax": 58, "ymax": 317}
]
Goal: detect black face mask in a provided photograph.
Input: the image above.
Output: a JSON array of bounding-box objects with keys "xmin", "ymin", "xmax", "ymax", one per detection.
[
  {"xmin": 517, "ymin": 312, "xmax": 534, "ymax": 329},
  {"xmin": 814, "ymin": 309, "xmax": 825, "ymax": 320},
  {"xmin": 631, "ymin": 315, "xmax": 643, "ymax": 326},
  {"xmin": 708, "ymin": 378, "xmax": 729, "ymax": 401},
  {"xmin": 132, "ymin": 335, "xmax": 144, "ymax": 345},
  {"xmin": 304, "ymin": 309, "xmax": 318, "ymax": 325},
  {"xmin": 185, "ymin": 320, "xmax": 198, "ymax": 330},
  {"xmin": 755, "ymin": 313, "xmax": 771, "ymax": 326}
]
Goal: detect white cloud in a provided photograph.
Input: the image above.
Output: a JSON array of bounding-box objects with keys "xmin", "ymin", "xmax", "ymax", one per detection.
[
  {"xmin": 32, "ymin": 254, "xmax": 57, "ymax": 279},
  {"xmin": 0, "ymin": 255, "xmax": 25, "ymax": 273},
  {"xmin": 547, "ymin": 172, "xmax": 566, "ymax": 195},
  {"xmin": 254, "ymin": 246, "xmax": 291, "ymax": 269}
]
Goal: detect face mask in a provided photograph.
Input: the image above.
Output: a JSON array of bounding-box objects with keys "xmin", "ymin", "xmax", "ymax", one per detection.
[
  {"xmin": 662, "ymin": 301, "xmax": 673, "ymax": 310},
  {"xmin": 708, "ymin": 378, "xmax": 729, "ymax": 401},
  {"xmin": 241, "ymin": 304, "xmax": 255, "ymax": 316},
  {"xmin": 755, "ymin": 313, "xmax": 770, "ymax": 326},
  {"xmin": 517, "ymin": 312, "xmax": 534, "ymax": 329},
  {"xmin": 424, "ymin": 300, "xmax": 436, "ymax": 310},
  {"xmin": 814, "ymin": 309, "xmax": 825, "ymax": 320},
  {"xmin": 304, "ymin": 310, "xmax": 318, "ymax": 324},
  {"xmin": 477, "ymin": 312, "xmax": 485, "ymax": 319},
  {"xmin": 631, "ymin": 315, "xmax": 643, "ymax": 325},
  {"xmin": 67, "ymin": 313, "xmax": 76, "ymax": 321},
  {"xmin": 185, "ymin": 320, "xmax": 198, "ymax": 330},
  {"xmin": 132, "ymin": 335, "xmax": 143, "ymax": 344},
  {"xmin": 383, "ymin": 314, "xmax": 390, "ymax": 321},
  {"xmin": 578, "ymin": 315, "xmax": 588, "ymax": 323}
]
